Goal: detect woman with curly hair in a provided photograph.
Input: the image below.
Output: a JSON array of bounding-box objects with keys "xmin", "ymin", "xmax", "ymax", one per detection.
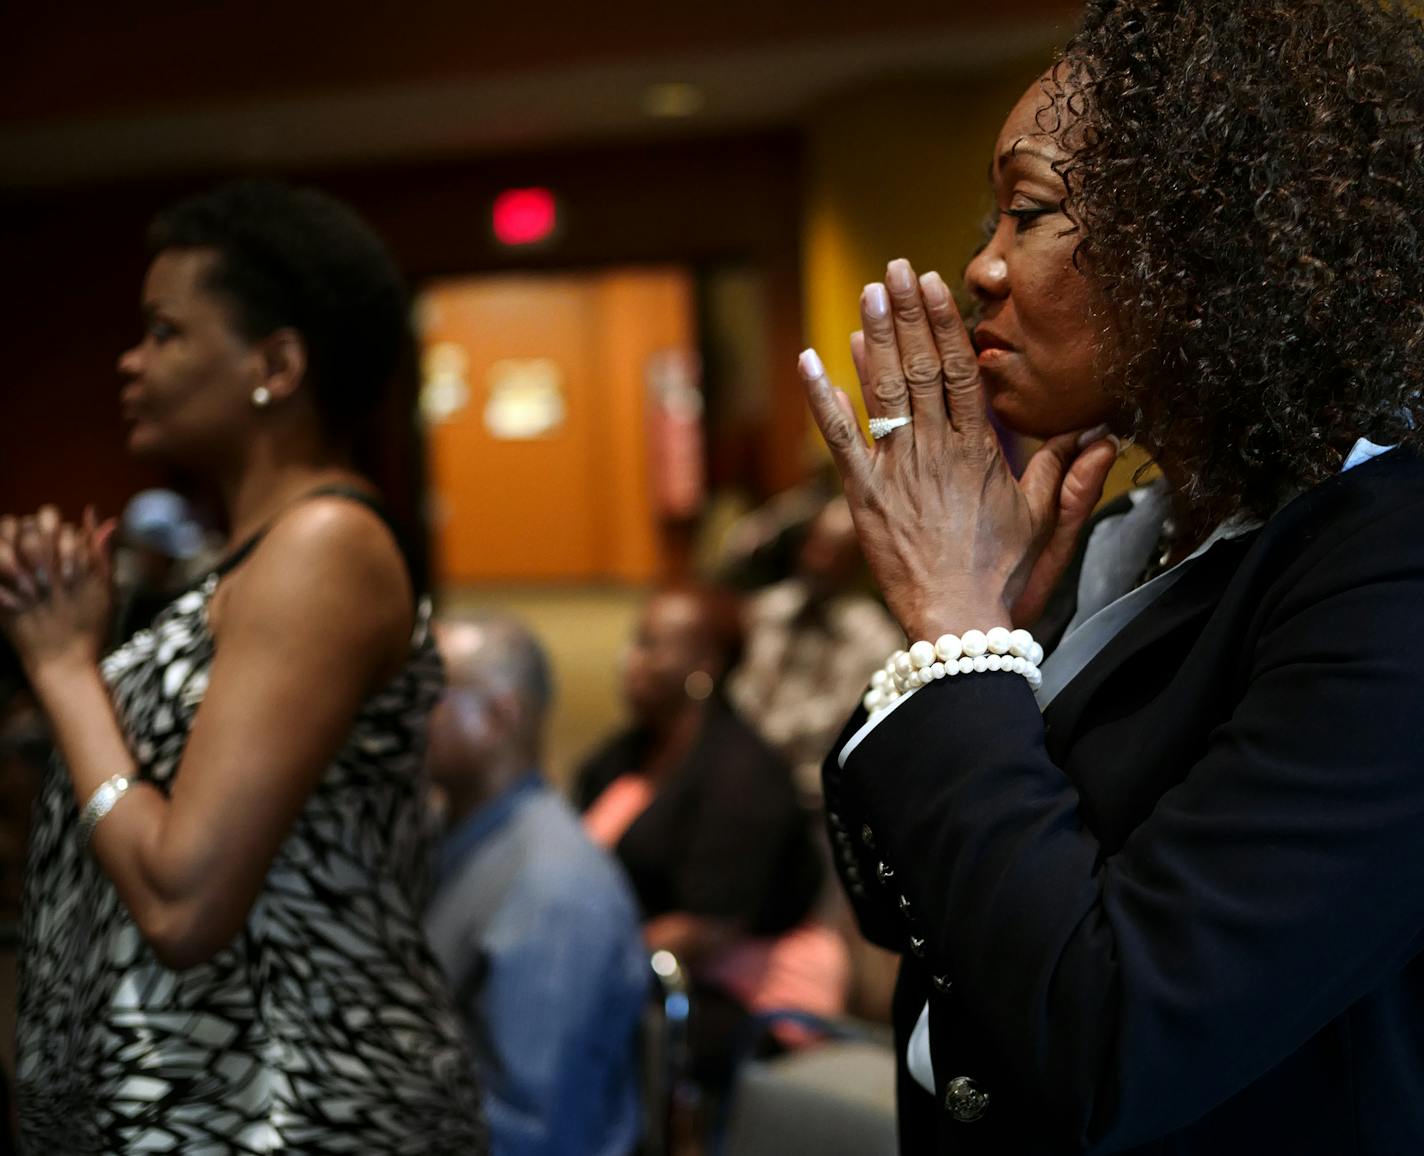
[{"xmin": 798, "ymin": 0, "xmax": 1424, "ymax": 1151}]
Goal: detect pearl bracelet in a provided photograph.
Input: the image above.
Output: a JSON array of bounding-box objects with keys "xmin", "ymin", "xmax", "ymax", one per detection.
[{"xmin": 863, "ymin": 627, "xmax": 1044, "ymax": 714}]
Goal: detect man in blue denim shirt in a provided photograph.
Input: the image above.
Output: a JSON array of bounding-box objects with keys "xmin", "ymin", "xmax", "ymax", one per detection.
[{"xmin": 424, "ymin": 615, "xmax": 648, "ymax": 1156}]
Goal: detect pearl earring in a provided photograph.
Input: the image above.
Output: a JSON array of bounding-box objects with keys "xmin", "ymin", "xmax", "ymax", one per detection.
[
  {"xmin": 684, "ymin": 671, "xmax": 713, "ymax": 701},
  {"xmin": 251, "ymin": 386, "xmax": 273, "ymax": 409}
]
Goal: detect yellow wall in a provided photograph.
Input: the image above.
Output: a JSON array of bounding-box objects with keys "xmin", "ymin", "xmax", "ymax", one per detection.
[
  {"xmin": 800, "ymin": 62, "xmax": 1151, "ymax": 503},
  {"xmin": 803, "ymin": 68, "xmax": 1043, "ymax": 414}
]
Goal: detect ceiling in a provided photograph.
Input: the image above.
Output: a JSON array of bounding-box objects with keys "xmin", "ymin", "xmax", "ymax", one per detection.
[{"xmin": 3, "ymin": 1, "xmax": 1080, "ymax": 188}]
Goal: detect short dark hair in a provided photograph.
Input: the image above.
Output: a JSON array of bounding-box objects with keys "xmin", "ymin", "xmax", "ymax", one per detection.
[
  {"xmin": 148, "ymin": 180, "xmax": 410, "ymax": 441},
  {"xmin": 1044, "ymin": 0, "xmax": 1424, "ymax": 521}
]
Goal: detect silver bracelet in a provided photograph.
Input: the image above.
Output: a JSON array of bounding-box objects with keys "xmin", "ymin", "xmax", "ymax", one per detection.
[{"xmin": 78, "ymin": 773, "xmax": 132, "ymax": 848}]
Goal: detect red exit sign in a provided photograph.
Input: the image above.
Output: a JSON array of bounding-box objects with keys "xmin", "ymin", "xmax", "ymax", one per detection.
[{"xmin": 492, "ymin": 187, "xmax": 558, "ymax": 247}]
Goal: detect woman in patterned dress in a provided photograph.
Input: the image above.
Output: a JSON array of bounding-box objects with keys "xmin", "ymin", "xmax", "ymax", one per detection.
[{"xmin": 0, "ymin": 182, "xmax": 486, "ymax": 1153}]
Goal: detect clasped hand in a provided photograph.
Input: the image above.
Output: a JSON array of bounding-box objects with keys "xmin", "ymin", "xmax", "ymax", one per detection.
[
  {"xmin": 799, "ymin": 259, "xmax": 1118, "ymax": 642},
  {"xmin": 0, "ymin": 506, "xmax": 117, "ymax": 675}
]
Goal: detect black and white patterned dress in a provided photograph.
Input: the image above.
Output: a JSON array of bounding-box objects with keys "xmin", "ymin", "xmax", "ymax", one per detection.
[{"xmin": 16, "ymin": 549, "xmax": 487, "ymax": 1152}]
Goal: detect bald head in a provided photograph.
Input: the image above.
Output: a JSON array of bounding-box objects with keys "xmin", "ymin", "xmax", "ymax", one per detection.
[
  {"xmin": 437, "ymin": 615, "xmax": 553, "ymax": 719},
  {"xmin": 427, "ymin": 615, "xmax": 553, "ymax": 796}
]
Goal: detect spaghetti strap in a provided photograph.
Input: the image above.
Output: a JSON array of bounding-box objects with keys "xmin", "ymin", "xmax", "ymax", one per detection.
[
  {"xmin": 301, "ymin": 483, "xmax": 403, "ymax": 543},
  {"xmin": 209, "ymin": 484, "xmax": 407, "ymax": 581},
  {"xmin": 209, "ymin": 529, "xmax": 264, "ymax": 580}
]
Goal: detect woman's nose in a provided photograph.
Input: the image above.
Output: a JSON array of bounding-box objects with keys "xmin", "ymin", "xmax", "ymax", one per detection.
[{"xmin": 965, "ymin": 244, "xmax": 1009, "ymax": 303}]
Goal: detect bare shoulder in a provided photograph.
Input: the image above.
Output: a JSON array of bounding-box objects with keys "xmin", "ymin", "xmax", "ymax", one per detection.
[
  {"xmin": 211, "ymin": 498, "xmax": 414, "ymax": 669},
  {"xmin": 263, "ymin": 497, "xmax": 409, "ymax": 587}
]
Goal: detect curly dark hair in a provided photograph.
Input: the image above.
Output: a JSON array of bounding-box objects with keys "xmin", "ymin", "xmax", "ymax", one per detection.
[
  {"xmin": 148, "ymin": 181, "xmax": 410, "ymax": 442},
  {"xmin": 1041, "ymin": 0, "xmax": 1424, "ymax": 520}
]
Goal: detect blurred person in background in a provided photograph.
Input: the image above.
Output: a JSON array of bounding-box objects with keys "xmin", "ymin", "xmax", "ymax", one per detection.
[
  {"xmin": 110, "ymin": 487, "xmax": 214, "ymax": 645},
  {"xmin": 0, "ymin": 699, "xmax": 43, "ymax": 922},
  {"xmin": 0, "ymin": 181, "xmax": 485, "ymax": 1152},
  {"xmin": 713, "ymin": 470, "xmax": 839, "ymax": 593},
  {"xmin": 0, "ymin": 647, "xmax": 46, "ymax": 924},
  {"xmin": 575, "ymin": 585, "xmax": 848, "ymax": 1089},
  {"xmin": 727, "ymin": 496, "xmax": 901, "ymax": 799},
  {"xmin": 424, "ymin": 613, "xmax": 647, "ymax": 1156},
  {"xmin": 0, "ymin": 651, "xmax": 36, "ymax": 1156}
]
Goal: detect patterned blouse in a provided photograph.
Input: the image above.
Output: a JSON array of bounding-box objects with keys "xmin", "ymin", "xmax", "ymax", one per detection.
[{"xmin": 16, "ymin": 561, "xmax": 486, "ymax": 1153}]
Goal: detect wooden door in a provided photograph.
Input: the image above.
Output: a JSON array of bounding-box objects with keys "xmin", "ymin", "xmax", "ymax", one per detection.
[{"xmin": 419, "ymin": 268, "xmax": 694, "ymax": 583}]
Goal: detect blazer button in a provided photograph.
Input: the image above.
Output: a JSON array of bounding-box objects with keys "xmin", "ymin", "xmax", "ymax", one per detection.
[
  {"xmin": 931, "ymin": 973, "xmax": 952, "ymax": 993},
  {"xmin": 876, "ymin": 861, "xmax": 894, "ymax": 884},
  {"xmin": 898, "ymin": 894, "xmax": 912, "ymax": 916},
  {"xmin": 908, "ymin": 936, "xmax": 925, "ymax": 958},
  {"xmin": 861, "ymin": 824, "xmax": 876, "ymax": 849},
  {"xmin": 944, "ymin": 1076, "xmax": 990, "ymax": 1122}
]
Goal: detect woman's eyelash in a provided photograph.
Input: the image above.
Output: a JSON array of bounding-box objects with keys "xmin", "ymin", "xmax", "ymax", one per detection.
[{"xmin": 1003, "ymin": 206, "xmax": 1055, "ymax": 223}]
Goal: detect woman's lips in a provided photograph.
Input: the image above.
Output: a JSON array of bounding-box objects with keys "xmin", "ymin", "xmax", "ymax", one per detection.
[{"xmin": 970, "ymin": 326, "xmax": 1015, "ymax": 367}]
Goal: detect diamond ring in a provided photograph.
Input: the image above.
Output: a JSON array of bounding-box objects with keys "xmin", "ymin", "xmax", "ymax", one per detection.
[{"xmin": 869, "ymin": 415, "xmax": 912, "ymax": 440}]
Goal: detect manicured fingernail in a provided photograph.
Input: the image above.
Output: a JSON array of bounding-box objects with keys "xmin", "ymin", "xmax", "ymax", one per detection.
[
  {"xmin": 798, "ymin": 348, "xmax": 825, "ymax": 380},
  {"xmin": 862, "ymin": 284, "xmax": 889, "ymax": 319},
  {"xmin": 919, "ymin": 271, "xmax": 950, "ymax": 308},
  {"xmin": 1077, "ymin": 423, "xmax": 1119, "ymax": 450},
  {"xmin": 886, "ymin": 259, "xmax": 915, "ymax": 294}
]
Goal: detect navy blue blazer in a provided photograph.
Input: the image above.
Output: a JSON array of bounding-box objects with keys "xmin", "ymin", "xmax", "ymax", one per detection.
[{"xmin": 824, "ymin": 447, "xmax": 1424, "ymax": 1154}]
